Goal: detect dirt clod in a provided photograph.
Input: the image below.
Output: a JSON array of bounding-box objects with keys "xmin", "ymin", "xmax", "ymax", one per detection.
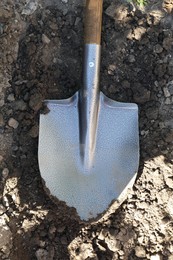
[
  {"xmin": 135, "ymin": 246, "xmax": 146, "ymax": 258},
  {"xmin": 8, "ymin": 118, "xmax": 19, "ymax": 129},
  {"xmin": 29, "ymin": 93, "xmax": 43, "ymax": 111},
  {"xmin": 35, "ymin": 249, "xmax": 49, "ymax": 260}
]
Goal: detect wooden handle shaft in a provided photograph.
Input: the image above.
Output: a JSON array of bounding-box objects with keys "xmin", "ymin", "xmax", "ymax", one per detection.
[{"xmin": 84, "ymin": 0, "xmax": 103, "ymax": 45}]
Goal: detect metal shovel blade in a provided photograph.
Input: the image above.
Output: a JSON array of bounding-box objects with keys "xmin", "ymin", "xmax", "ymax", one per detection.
[
  {"xmin": 38, "ymin": 90, "xmax": 139, "ymax": 220},
  {"xmin": 38, "ymin": 0, "xmax": 139, "ymax": 221}
]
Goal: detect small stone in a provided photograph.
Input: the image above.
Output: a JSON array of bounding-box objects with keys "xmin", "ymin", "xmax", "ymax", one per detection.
[
  {"xmin": 146, "ymin": 107, "xmax": 158, "ymax": 120},
  {"xmin": 22, "ymin": 1, "xmax": 38, "ymax": 15},
  {"xmin": 8, "ymin": 118, "xmax": 19, "ymax": 129},
  {"xmin": 7, "ymin": 94, "xmax": 15, "ymax": 102},
  {"xmin": 0, "ymin": 113, "xmax": 4, "ymax": 126},
  {"xmin": 29, "ymin": 124, "xmax": 39, "ymax": 138},
  {"xmin": 62, "ymin": 8, "xmax": 68, "ymax": 15},
  {"xmin": 164, "ymin": 119, "xmax": 173, "ymax": 128},
  {"xmin": 165, "ymin": 176, "xmax": 173, "ymax": 189},
  {"xmin": 133, "ymin": 27, "xmax": 146, "ymax": 41},
  {"xmin": 108, "ymin": 64, "xmax": 116, "ymax": 75},
  {"xmin": 165, "ymin": 98, "xmax": 171, "ymax": 105},
  {"xmin": 39, "ymin": 241, "xmax": 46, "ymax": 247},
  {"xmin": 12, "ymin": 145, "xmax": 19, "ymax": 151},
  {"xmin": 135, "ymin": 246, "xmax": 146, "ymax": 258},
  {"xmin": 13, "ymin": 100, "xmax": 27, "ymax": 111},
  {"xmin": 154, "ymin": 44, "xmax": 163, "ymax": 54},
  {"xmin": 57, "ymin": 226, "xmax": 65, "ymax": 233},
  {"xmin": 24, "ymin": 92, "xmax": 29, "ymax": 101},
  {"xmin": 164, "ymin": 129, "xmax": 173, "ymax": 143},
  {"xmin": 35, "ymin": 248, "xmax": 48, "ymax": 260},
  {"xmin": 167, "ymin": 243, "xmax": 173, "ymax": 253},
  {"xmin": 163, "ymin": 0, "xmax": 173, "ymax": 13},
  {"xmin": 128, "ymin": 54, "xmax": 135, "ymax": 63},
  {"xmin": 127, "ymin": 29, "xmax": 133, "ymax": 40},
  {"xmin": 15, "ymin": 79, "xmax": 28, "ymax": 86},
  {"xmin": 105, "ymin": 237, "xmax": 119, "ymax": 252},
  {"xmin": 150, "ymin": 254, "xmax": 162, "ymax": 260},
  {"xmin": 163, "ymin": 87, "xmax": 171, "ymax": 97},
  {"xmin": 138, "ymin": 236, "xmax": 144, "ymax": 244},
  {"xmin": 137, "ymin": 18, "xmax": 144, "ymax": 26},
  {"xmin": 29, "ymin": 93, "xmax": 43, "ymax": 111},
  {"xmin": 138, "ymin": 202, "xmax": 149, "ymax": 209},
  {"xmin": 163, "ymin": 38, "xmax": 172, "ymax": 50},
  {"xmin": 105, "ymin": 4, "xmax": 116, "ymax": 18},
  {"xmin": 52, "ymin": 57, "xmax": 57, "ymax": 64},
  {"xmin": 167, "ymin": 81, "xmax": 173, "ymax": 95},
  {"xmin": 169, "ymin": 58, "xmax": 173, "ymax": 66},
  {"xmin": 154, "ymin": 64, "xmax": 167, "ymax": 77},
  {"xmin": 78, "ymin": 243, "xmax": 98, "ymax": 260},
  {"xmin": 2, "ymin": 168, "xmax": 9, "ymax": 179},
  {"xmin": 118, "ymin": 250, "xmax": 124, "ymax": 256},
  {"xmin": 159, "ymin": 122, "xmax": 165, "ymax": 129},
  {"xmin": 49, "ymin": 225, "xmax": 56, "ymax": 234},
  {"xmin": 61, "ymin": 0, "xmax": 68, "ymax": 3},
  {"xmin": 133, "ymin": 86, "xmax": 151, "ymax": 104},
  {"xmin": 75, "ymin": 17, "xmax": 81, "ymax": 26},
  {"xmin": 42, "ymin": 34, "xmax": 51, "ymax": 44},
  {"xmin": 141, "ymin": 130, "xmax": 149, "ymax": 137}
]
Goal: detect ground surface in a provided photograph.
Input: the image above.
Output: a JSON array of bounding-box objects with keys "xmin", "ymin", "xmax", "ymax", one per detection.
[{"xmin": 0, "ymin": 0, "xmax": 173, "ymax": 259}]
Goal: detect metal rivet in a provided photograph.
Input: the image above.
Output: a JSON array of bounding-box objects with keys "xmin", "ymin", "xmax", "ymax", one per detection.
[{"xmin": 89, "ymin": 62, "xmax": 94, "ymax": 67}]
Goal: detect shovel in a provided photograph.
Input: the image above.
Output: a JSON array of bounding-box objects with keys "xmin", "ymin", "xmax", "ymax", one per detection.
[{"xmin": 38, "ymin": 0, "xmax": 139, "ymax": 220}]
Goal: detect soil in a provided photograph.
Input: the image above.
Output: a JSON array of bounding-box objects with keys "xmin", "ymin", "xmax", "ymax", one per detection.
[{"xmin": 0, "ymin": 0, "xmax": 173, "ymax": 259}]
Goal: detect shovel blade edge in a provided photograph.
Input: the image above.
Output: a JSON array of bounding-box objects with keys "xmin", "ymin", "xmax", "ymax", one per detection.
[{"xmin": 38, "ymin": 92, "xmax": 139, "ymax": 220}]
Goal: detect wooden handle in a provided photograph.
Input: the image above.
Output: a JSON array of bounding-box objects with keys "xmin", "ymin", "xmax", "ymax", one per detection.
[{"xmin": 84, "ymin": 0, "xmax": 103, "ymax": 45}]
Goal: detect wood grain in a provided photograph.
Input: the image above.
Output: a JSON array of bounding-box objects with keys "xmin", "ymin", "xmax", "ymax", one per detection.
[{"xmin": 84, "ymin": 0, "xmax": 103, "ymax": 44}]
